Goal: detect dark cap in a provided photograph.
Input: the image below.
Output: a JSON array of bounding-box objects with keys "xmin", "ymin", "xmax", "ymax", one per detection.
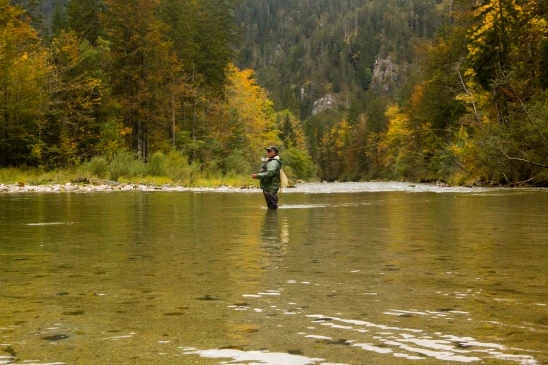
[{"xmin": 265, "ymin": 146, "xmax": 279, "ymax": 153}]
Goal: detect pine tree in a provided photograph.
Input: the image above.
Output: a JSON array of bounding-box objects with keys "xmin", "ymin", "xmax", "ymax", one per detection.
[
  {"xmin": 158, "ymin": 0, "xmax": 194, "ymax": 60},
  {"xmin": 44, "ymin": 30, "xmax": 109, "ymax": 165},
  {"xmin": 191, "ymin": 0, "xmax": 239, "ymax": 91},
  {"xmin": 50, "ymin": 0, "xmax": 68, "ymax": 36},
  {"xmin": 67, "ymin": 0, "xmax": 104, "ymax": 45},
  {"xmin": 10, "ymin": 0, "xmax": 45, "ymax": 34},
  {"xmin": 101, "ymin": 0, "xmax": 180, "ymax": 160}
]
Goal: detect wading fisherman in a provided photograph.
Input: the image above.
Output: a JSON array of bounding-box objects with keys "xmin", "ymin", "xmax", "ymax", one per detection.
[{"xmin": 251, "ymin": 146, "xmax": 282, "ymax": 210}]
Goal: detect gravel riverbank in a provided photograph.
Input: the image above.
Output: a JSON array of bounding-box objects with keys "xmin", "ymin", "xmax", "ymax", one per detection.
[
  {"xmin": 0, "ymin": 181, "xmax": 259, "ymax": 193},
  {"xmin": 2, "ymin": 180, "xmax": 542, "ymax": 194}
]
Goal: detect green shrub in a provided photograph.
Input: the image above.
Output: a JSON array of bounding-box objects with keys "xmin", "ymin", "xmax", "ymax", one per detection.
[
  {"xmin": 146, "ymin": 152, "xmax": 167, "ymax": 176},
  {"xmin": 86, "ymin": 156, "xmax": 109, "ymax": 178},
  {"xmin": 282, "ymin": 147, "xmax": 316, "ymax": 180},
  {"xmin": 165, "ymin": 150, "xmax": 190, "ymax": 182},
  {"xmin": 0, "ymin": 167, "xmax": 21, "ymax": 184},
  {"xmin": 221, "ymin": 149, "xmax": 252, "ymax": 175},
  {"xmin": 186, "ymin": 162, "xmax": 203, "ymax": 185},
  {"xmin": 109, "ymin": 151, "xmax": 138, "ymax": 181}
]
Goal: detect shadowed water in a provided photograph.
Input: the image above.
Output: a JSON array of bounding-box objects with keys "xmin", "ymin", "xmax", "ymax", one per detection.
[{"xmin": 0, "ymin": 183, "xmax": 547, "ymax": 364}]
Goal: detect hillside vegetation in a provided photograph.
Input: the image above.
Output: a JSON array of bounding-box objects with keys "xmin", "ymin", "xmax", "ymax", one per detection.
[
  {"xmin": 2, "ymin": 0, "xmax": 547, "ymax": 186},
  {"xmin": 1, "ymin": 0, "xmax": 315, "ymax": 184},
  {"xmin": 235, "ymin": 0, "xmax": 548, "ymax": 185}
]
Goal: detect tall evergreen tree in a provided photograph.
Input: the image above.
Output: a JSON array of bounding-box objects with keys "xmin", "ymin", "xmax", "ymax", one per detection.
[
  {"xmin": 44, "ymin": 30, "xmax": 109, "ymax": 166},
  {"xmin": 50, "ymin": 0, "xmax": 68, "ymax": 36},
  {"xmin": 191, "ymin": 0, "xmax": 239, "ymax": 91},
  {"xmin": 67, "ymin": 0, "xmax": 103, "ymax": 45},
  {"xmin": 10, "ymin": 0, "xmax": 45, "ymax": 34},
  {"xmin": 158, "ymin": 0, "xmax": 194, "ymax": 60},
  {"xmin": 101, "ymin": 0, "xmax": 180, "ymax": 160}
]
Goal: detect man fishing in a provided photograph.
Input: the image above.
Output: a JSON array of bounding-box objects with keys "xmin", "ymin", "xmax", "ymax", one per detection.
[{"xmin": 251, "ymin": 146, "xmax": 282, "ymax": 210}]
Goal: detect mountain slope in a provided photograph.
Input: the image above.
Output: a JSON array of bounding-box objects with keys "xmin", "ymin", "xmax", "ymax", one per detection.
[{"xmin": 234, "ymin": 0, "xmax": 452, "ymax": 118}]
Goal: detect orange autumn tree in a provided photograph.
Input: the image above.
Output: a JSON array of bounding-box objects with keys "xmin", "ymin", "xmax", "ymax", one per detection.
[
  {"xmin": 0, "ymin": 0, "xmax": 50, "ymax": 166},
  {"xmin": 221, "ymin": 64, "xmax": 278, "ymax": 163}
]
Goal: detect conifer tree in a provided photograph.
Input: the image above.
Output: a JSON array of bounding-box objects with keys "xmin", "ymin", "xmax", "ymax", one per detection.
[
  {"xmin": 191, "ymin": 0, "xmax": 239, "ymax": 91},
  {"xmin": 10, "ymin": 0, "xmax": 45, "ymax": 34},
  {"xmin": 50, "ymin": 0, "xmax": 68, "ymax": 36},
  {"xmin": 159, "ymin": 0, "xmax": 238, "ymax": 92},
  {"xmin": 67, "ymin": 0, "xmax": 104, "ymax": 45},
  {"xmin": 44, "ymin": 30, "xmax": 109, "ymax": 165},
  {"xmin": 158, "ymin": 0, "xmax": 194, "ymax": 60},
  {"xmin": 101, "ymin": 0, "xmax": 180, "ymax": 160}
]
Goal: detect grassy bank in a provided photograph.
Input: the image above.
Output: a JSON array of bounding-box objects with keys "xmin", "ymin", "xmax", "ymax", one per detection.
[
  {"xmin": 0, "ymin": 151, "xmax": 259, "ymax": 188},
  {"xmin": 0, "ymin": 166, "xmax": 256, "ymax": 188}
]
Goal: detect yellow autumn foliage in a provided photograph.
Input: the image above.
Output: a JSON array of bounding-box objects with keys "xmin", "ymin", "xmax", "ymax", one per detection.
[
  {"xmin": 225, "ymin": 64, "xmax": 278, "ymax": 159},
  {"xmin": 378, "ymin": 104, "xmax": 417, "ymax": 177}
]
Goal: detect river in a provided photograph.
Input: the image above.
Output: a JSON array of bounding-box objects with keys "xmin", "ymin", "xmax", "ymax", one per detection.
[{"xmin": 1, "ymin": 182, "xmax": 547, "ymax": 364}]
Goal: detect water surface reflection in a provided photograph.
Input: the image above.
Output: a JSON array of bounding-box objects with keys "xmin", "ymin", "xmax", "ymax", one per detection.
[{"xmin": 0, "ymin": 185, "xmax": 546, "ymax": 364}]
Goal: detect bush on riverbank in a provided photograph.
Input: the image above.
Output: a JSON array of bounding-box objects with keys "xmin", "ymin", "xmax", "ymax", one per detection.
[
  {"xmin": 0, "ymin": 150, "xmax": 292, "ymax": 188},
  {"xmin": 0, "ymin": 167, "xmax": 80, "ymax": 186},
  {"xmin": 0, "ymin": 165, "xmax": 254, "ymax": 189}
]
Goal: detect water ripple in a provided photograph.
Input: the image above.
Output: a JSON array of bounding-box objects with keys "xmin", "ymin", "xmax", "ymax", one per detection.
[
  {"xmin": 214, "ymin": 282, "xmax": 543, "ymax": 365},
  {"xmin": 181, "ymin": 347, "xmax": 343, "ymax": 365}
]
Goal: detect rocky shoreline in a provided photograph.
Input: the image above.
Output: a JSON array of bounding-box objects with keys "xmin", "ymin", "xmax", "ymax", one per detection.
[
  {"xmin": 0, "ymin": 179, "xmax": 258, "ymax": 193},
  {"xmin": 1, "ymin": 180, "xmax": 543, "ymax": 194}
]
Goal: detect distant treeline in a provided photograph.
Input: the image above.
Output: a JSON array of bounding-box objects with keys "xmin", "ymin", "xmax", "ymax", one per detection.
[
  {"xmin": 235, "ymin": 0, "xmax": 548, "ymax": 185},
  {"xmin": 2, "ymin": 0, "xmax": 548, "ymax": 186},
  {"xmin": 0, "ymin": 0, "xmax": 315, "ymax": 181}
]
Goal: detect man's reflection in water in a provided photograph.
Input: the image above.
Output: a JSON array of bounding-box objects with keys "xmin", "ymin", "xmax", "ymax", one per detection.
[{"xmin": 260, "ymin": 210, "xmax": 288, "ymax": 268}]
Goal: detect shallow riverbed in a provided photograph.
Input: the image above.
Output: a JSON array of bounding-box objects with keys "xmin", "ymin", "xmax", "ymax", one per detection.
[{"xmin": 1, "ymin": 183, "xmax": 547, "ymax": 364}]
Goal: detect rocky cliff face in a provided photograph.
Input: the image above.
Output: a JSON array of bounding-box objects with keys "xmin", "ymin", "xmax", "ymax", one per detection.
[
  {"xmin": 371, "ymin": 57, "xmax": 407, "ymax": 95},
  {"xmin": 308, "ymin": 57, "xmax": 407, "ymax": 114},
  {"xmin": 312, "ymin": 94, "xmax": 336, "ymax": 115}
]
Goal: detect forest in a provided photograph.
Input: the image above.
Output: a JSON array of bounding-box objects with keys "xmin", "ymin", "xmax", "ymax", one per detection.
[{"xmin": 1, "ymin": 0, "xmax": 547, "ymax": 186}]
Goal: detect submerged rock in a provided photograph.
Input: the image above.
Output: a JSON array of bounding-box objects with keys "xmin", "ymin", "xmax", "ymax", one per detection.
[
  {"xmin": 197, "ymin": 295, "xmax": 220, "ymax": 301},
  {"xmin": 41, "ymin": 334, "xmax": 69, "ymax": 341}
]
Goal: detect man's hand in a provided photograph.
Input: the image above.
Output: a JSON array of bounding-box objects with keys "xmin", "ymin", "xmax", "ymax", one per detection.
[{"xmin": 251, "ymin": 174, "xmax": 258, "ymax": 179}]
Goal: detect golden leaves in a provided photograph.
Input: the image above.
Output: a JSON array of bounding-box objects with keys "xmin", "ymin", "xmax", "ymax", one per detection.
[{"xmin": 225, "ymin": 64, "xmax": 277, "ymax": 157}]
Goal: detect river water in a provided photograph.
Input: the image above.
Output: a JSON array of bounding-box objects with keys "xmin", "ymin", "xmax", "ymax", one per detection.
[{"xmin": 1, "ymin": 182, "xmax": 547, "ymax": 365}]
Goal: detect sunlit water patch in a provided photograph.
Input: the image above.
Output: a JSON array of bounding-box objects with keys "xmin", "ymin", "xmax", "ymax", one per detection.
[
  {"xmin": 181, "ymin": 347, "xmax": 347, "ymax": 365},
  {"xmin": 0, "ymin": 354, "xmax": 64, "ymax": 365},
  {"xmin": 25, "ymin": 222, "xmax": 74, "ymax": 226},
  {"xmin": 280, "ymin": 182, "xmax": 489, "ymax": 194},
  {"xmin": 2, "ymin": 186, "xmax": 546, "ymax": 364},
  {"xmin": 159, "ymin": 181, "xmax": 510, "ymax": 194},
  {"xmin": 273, "ymin": 204, "xmax": 328, "ymax": 209},
  {"xmin": 278, "ymin": 202, "xmax": 377, "ymax": 209},
  {"xmin": 217, "ymin": 281, "xmax": 544, "ymax": 365}
]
